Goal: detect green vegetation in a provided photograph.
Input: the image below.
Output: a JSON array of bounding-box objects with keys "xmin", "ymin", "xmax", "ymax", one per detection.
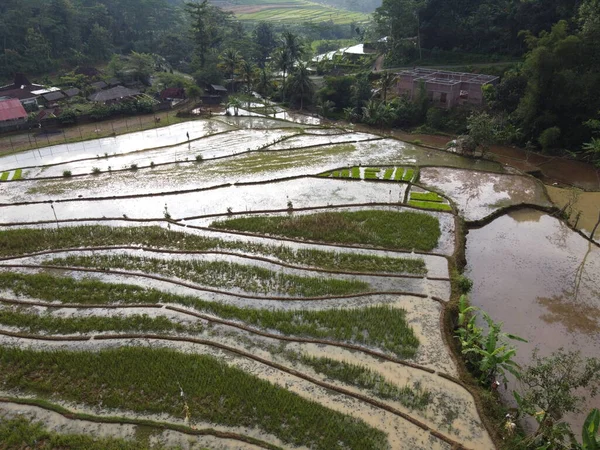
[
  {"xmin": 287, "ymin": 352, "xmax": 431, "ymax": 410},
  {"xmin": 402, "ymin": 168, "xmax": 415, "ymax": 182},
  {"xmin": 47, "ymin": 254, "xmax": 371, "ymax": 297},
  {"xmin": 12, "ymin": 169, "xmax": 22, "ymax": 180},
  {"xmin": 0, "ymin": 225, "xmax": 427, "ymax": 275},
  {"xmin": 0, "ymin": 172, "xmax": 9, "ymax": 181},
  {"xmin": 408, "ymin": 200, "xmax": 453, "ymax": 212},
  {"xmin": 410, "ymin": 191, "xmax": 444, "ymax": 203},
  {"xmin": 394, "ymin": 168, "xmax": 405, "ymax": 181},
  {"xmin": 229, "ymin": 0, "xmax": 369, "ymax": 24},
  {"xmin": 364, "ymin": 167, "xmax": 380, "ymax": 180},
  {"xmin": 211, "ymin": 210, "xmax": 441, "ymax": 252},
  {"xmin": 0, "ymin": 416, "xmax": 169, "ymax": 450},
  {"xmin": 0, "ymin": 272, "xmax": 419, "ymax": 358},
  {"xmin": 351, "ymin": 166, "xmax": 360, "ymax": 178},
  {"xmin": 383, "ymin": 168, "xmax": 394, "ymax": 180},
  {"xmin": 0, "ymin": 346, "xmax": 387, "ymax": 450},
  {"xmin": 62, "ymin": 170, "xmax": 72, "ymax": 178},
  {"xmin": 0, "ymin": 308, "xmax": 193, "ymax": 335},
  {"xmin": 456, "ymin": 295, "xmax": 526, "ymax": 387},
  {"xmin": 340, "ymin": 168, "xmax": 350, "ymax": 177}
]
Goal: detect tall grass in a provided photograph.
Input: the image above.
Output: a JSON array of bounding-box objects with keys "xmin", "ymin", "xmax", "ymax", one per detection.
[
  {"xmin": 0, "ymin": 416, "xmax": 168, "ymax": 450},
  {"xmin": 46, "ymin": 254, "xmax": 370, "ymax": 297},
  {"xmin": 0, "ymin": 226, "xmax": 426, "ymax": 274},
  {"xmin": 287, "ymin": 352, "xmax": 431, "ymax": 410},
  {"xmin": 0, "ymin": 273, "xmax": 419, "ymax": 358},
  {"xmin": 211, "ymin": 210, "xmax": 441, "ymax": 252},
  {"xmin": 0, "ymin": 346, "xmax": 387, "ymax": 450},
  {"xmin": 0, "ymin": 307, "xmax": 194, "ymax": 335}
]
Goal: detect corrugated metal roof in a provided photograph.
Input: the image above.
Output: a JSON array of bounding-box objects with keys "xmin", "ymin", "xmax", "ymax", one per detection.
[
  {"xmin": 0, "ymin": 98, "xmax": 28, "ymax": 121},
  {"xmin": 88, "ymin": 85, "xmax": 140, "ymax": 102}
]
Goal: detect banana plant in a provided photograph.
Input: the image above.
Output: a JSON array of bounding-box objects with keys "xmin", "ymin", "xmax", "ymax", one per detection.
[
  {"xmin": 455, "ymin": 295, "xmax": 526, "ymax": 386},
  {"xmin": 583, "ymin": 409, "xmax": 600, "ymax": 450}
]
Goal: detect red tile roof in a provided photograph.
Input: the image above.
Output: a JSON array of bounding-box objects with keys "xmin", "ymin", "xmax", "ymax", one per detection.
[{"xmin": 0, "ymin": 98, "xmax": 28, "ymax": 122}]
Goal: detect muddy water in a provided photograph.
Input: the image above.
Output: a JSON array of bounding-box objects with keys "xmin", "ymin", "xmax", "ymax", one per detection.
[
  {"xmin": 419, "ymin": 167, "xmax": 552, "ymax": 221},
  {"xmin": 546, "ymin": 186, "xmax": 600, "ymax": 243},
  {"xmin": 0, "ymin": 120, "xmax": 232, "ymax": 172},
  {"xmin": 466, "ymin": 209, "xmax": 600, "ymax": 432}
]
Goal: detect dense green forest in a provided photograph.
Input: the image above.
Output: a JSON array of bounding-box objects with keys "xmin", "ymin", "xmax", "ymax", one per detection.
[{"xmin": 1, "ymin": 0, "xmax": 600, "ymax": 159}]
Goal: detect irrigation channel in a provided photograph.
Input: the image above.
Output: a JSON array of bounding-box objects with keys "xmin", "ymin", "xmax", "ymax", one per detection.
[{"xmin": 0, "ymin": 106, "xmax": 598, "ymax": 449}]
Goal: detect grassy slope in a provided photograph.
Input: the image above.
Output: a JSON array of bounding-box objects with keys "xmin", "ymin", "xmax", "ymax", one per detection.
[
  {"xmin": 211, "ymin": 210, "xmax": 442, "ymax": 252},
  {"xmin": 215, "ymin": 0, "xmax": 369, "ymax": 24}
]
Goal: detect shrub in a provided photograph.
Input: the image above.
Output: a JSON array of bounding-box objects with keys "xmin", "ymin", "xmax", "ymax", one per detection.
[
  {"xmin": 195, "ymin": 154, "xmax": 203, "ymax": 162},
  {"xmin": 91, "ymin": 167, "xmax": 101, "ymax": 175},
  {"xmin": 130, "ymin": 164, "xmax": 138, "ymax": 171},
  {"xmin": 538, "ymin": 126, "xmax": 561, "ymax": 152},
  {"xmin": 62, "ymin": 170, "xmax": 72, "ymax": 178},
  {"xmin": 454, "ymin": 273, "xmax": 474, "ymax": 294}
]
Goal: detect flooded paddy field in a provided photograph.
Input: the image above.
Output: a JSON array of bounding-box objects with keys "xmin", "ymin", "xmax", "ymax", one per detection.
[
  {"xmin": 1, "ymin": 113, "xmax": 598, "ymax": 449},
  {"xmin": 466, "ymin": 209, "xmax": 600, "ymax": 434}
]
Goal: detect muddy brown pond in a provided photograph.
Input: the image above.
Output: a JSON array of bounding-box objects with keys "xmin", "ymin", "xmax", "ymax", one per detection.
[{"xmin": 466, "ymin": 208, "xmax": 600, "ymax": 433}]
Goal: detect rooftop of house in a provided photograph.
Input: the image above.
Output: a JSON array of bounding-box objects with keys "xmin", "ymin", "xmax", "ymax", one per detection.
[
  {"xmin": 31, "ymin": 87, "xmax": 61, "ymax": 96},
  {"xmin": 88, "ymin": 85, "xmax": 141, "ymax": 102},
  {"xmin": 64, "ymin": 87, "xmax": 81, "ymax": 97},
  {"xmin": 210, "ymin": 84, "xmax": 228, "ymax": 92},
  {"xmin": 90, "ymin": 81, "xmax": 108, "ymax": 91},
  {"xmin": 160, "ymin": 87, "xmax": 185, "ymax": 99},
  {"xmin": 42, "ymin": 91, "xmax": 66, "ymax": 102},
  {"xmin": 398, "ymin": 68, "xmax": 499, "ymax": 86},
  {"xmin": 0, "ymin": 88, "xmax": 39, "ymax": 101},
  {"xmin": 0, "ymin": 98, "xmax": 28, "ymax": 121}
]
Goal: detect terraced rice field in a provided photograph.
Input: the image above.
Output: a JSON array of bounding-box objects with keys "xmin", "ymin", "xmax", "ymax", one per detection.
[
  {"xmin": 211, "ymin": 0, "xmax": 370, "ymax": 24},
  {"xmin": 0, "ymin": 107, "xmax": 556, "ymax": 449}
]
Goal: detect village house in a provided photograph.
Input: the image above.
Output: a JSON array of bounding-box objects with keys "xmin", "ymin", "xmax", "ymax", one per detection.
[
  {"xmin": 0, "ymin": 98, "xmax": 28, "ymax": 129},
  {"xmin": 87, "ymin": 85, "xmax": 142, "ymax": 104},
  {"xmin": 396, "ymin": 68, "xmax": 499, "ymax": 108}
]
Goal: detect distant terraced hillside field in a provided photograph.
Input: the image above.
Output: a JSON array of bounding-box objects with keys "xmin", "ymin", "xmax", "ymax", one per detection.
[{"xmin": 211, "ymin": 0, "xmax": 370, "ymax": 23}]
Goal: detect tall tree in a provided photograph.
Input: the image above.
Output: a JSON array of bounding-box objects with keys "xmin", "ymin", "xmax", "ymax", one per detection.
[
  {"xmin": 288, "ymin": 62, "xmax": 314, "ymax": 110},
  {"xmin": 186, "ymin": 0, "xmax": 211, "ymax": 68},
  {"xmin": 253, "ymin": 22, "xmax": 276, "ymax": 67},
  {"xmin": 219, "ymin": 48, "xmax": 242, "ymax": 92}
]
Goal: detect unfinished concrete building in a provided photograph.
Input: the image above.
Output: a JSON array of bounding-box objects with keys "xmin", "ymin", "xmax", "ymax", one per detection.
[{"xmin": 396, "ymin": 68, "xmax": 499, "ymax": 108}]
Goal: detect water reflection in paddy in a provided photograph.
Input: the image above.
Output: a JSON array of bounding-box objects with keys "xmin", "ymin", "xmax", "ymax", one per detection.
[{"xmin": 466, "ymin": 209, "xmax": 600, "ymax": 432}]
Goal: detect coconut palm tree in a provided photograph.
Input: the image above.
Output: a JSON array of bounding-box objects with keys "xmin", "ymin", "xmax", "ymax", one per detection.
[
  {"xmin": 219, "ymin": 48, "xmax": 242, "ymax": 92},
  {"xmin": 379, "ymin": 71, "xmax": 396, "ymax": 104},
  {"xmin": 240, "ymin": 60, "xmax": 255, "ymax": 95},
  {"xmin": 275, "ymin": 31, "xmax": 305, "ymax": 103},
  {"xmin": 256, "ymin": 67, "xmax": 273, "ymax": 98},
  {"xmin": 289, "ymin": 62, "xmax": 314, "ymax": 110}
]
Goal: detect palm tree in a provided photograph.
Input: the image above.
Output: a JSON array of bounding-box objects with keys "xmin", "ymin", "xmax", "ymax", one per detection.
[
  {"xmin": 256, "ymin": 67, "xmax": 272, "ymax": 98},
  {"xmin": 276, "ymin": 31, "xmax": 304, "ymax": 102},
  {"xmin": 219, "ymin": 48, "xmax": 242, "ymax": 92},
  {"xmin": 379, "ymin": 71, "xmax": 396, "ymax": 104},
  {"xmin": 282, "ymin": 31, "xmax": 304, "ymax": 64},
  {"xmin": 273, "ymin": 46, "xmax": 291, "ymax": 102},
  {"xmin": 227, "ymin": 96, "xmax": 242, "ymax": 116},
  {"xmin": 289, "ymin": 62, "xmax": 314, "ymax": 111},
  {"xmin": 240, "ymin": 60, "xmax": 255, "ymax": 95}
]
